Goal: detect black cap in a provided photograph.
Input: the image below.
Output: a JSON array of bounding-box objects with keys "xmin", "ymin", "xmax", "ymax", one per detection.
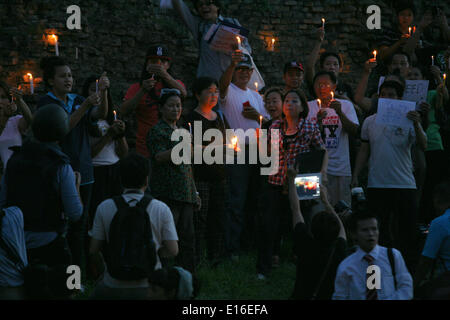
[
  {"xmin": 146, "ymin": 45, "xmax": 171, "ymax": 61},
  {"xmin": 32, "ymin": 104, "xmax": 69, "ymax": 142},
  {"xmin": 283, "ymin": 61, "xmax": 304, "ymax": 74},
  {"xmin": 236, "ymin": 54, "xmax": 253, "ymax": 69}
]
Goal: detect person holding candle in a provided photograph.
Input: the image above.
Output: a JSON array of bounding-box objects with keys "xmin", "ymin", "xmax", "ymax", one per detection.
[
  {"xmin": 218, "ymin": 50, "xmax": 270, "ymax": 261},
  {"xmin": 120, "ymin": 45, "xmax": 186, "ymax": 160},
  {"xmin": 147, "ymin": 89, "xmax": 200, "ymax": 273},
  {"xmin": 82, "ymin": 76, "xmax": 128, "ymax": 237},
  {"xmin": 0, "ymin": 81, "xmax": 32, "ymax": 173},
  {"xmin": 351, "ymin": 80, "xmax": 427, "ymax": 271},
  {"xmin": 308, "ymin": 71, "xmax": 359, "ymax": 208},
  {"xmin": 183, "ymin": 77, "xmax": 230, "ymax": 267},
  {"xmin": 256, "ymin": 89, "xmax": 327, "ymax": 279},
  {"xmin": 171, "ymin": 0, "xmax": 252, "ymax": 81},
  {"xmin": 37, "ymin": 56, "xmax": 109, "ymax": 276}
]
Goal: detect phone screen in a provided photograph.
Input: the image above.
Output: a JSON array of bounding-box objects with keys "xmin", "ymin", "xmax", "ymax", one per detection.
[{"xmin": 294, "ymin": 174, "xmax": 321, "ymax": 200}]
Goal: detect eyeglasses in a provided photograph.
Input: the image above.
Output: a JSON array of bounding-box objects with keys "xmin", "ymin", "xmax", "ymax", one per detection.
[{"xmin": 160, "ymin": 88, "xmax": 181, "ymax": 97}]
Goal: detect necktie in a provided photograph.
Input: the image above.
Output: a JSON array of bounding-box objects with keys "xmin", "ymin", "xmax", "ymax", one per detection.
[{"xmin": 363, "ymin": 254, "xmax": 378, "ymax": 300}]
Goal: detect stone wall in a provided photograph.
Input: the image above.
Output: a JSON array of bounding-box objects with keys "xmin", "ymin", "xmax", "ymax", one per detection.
[{"xmin": 0, "ymin": 0, "xmax": 448, "ymax": 145}]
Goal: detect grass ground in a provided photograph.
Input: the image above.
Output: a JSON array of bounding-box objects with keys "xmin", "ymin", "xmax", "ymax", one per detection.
[{"xmin": 75, "ymin": 240, "xmax": 297, "ymax": 300}]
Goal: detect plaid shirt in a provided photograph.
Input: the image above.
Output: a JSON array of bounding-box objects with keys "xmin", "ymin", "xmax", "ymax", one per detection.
[{"xmin": 268, "ymin": 118, "xmax": 325, "ymax": 186}]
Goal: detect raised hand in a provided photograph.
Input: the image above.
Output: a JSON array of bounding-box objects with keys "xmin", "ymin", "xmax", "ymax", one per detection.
[{"xmin": 98, "ymin": 72, "xmax": 110, "ymax": 91}]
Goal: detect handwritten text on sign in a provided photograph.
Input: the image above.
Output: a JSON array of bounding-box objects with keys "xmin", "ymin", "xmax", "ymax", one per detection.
[{"xmin": 376, "ymin": 98, "xmax": 416, "ymax": 129}]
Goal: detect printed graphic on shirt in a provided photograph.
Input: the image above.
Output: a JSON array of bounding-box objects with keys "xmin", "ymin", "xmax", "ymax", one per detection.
[{"xmin": 309, "ymin": 112, "xmax": 341, "ymax": 149}]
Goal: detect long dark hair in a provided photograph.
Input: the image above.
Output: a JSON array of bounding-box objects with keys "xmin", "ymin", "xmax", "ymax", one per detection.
[{"xmin": 283, "ymin": 89, "xmax": 309, "ymax": 120}]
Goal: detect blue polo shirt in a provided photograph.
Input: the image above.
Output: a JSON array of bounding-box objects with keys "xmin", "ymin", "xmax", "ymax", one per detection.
[
  {"xmin": 422, "ymin": 208, "xmax": 450, "ymax": 271},
  {"xmin": 37, "ymin": 92, "xmax": 94, "ymax": 185}
]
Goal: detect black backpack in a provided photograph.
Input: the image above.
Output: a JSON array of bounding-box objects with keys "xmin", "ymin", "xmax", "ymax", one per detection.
[{"xmin": 106, "ymin": 195, "xmax": 157, "ymax": 280}]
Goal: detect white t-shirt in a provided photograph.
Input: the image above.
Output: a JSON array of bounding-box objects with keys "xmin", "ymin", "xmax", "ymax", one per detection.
[
  {"xmin": 307, "ymin": 99, "xmax": 359, "ymax": 176},
  {"xmin": 89, "ymin": 120, "xmax": 120, "ymax": 166},
  {"xmin": 89, "ymin": 191, "xmax": 178, "ymax": 288},
  {"xmin": 219, "ymin": 83, "xmax": 269, "ymax": 132},
  {"xmin": 361, "ymin": 115, "xmax": 416, "ymax": 189},
  {"xmin": 0, "ymin": 115, "xmax": 23, "ymax": 167}
]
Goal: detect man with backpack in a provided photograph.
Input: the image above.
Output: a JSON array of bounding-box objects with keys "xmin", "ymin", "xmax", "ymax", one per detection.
[
  {"xmin": 333, "ymin": 211, "xmax": 413, "ymax": 300},
  {"xmin": 0, "ymin": 103, "xmax": 83, "ymax": 299},
  {"xmin": 89, "ymin": 152, "xmax": 178, "ymax": 300}
]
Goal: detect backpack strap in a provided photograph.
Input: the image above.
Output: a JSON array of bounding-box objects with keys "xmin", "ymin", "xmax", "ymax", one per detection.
[
  {"xmin": 387, "ymin": 247, "xmax": 397, "ymax": 290},
  {"xmin": 112, "ymin": 195, "xmax": 130, "ymax": 211}
]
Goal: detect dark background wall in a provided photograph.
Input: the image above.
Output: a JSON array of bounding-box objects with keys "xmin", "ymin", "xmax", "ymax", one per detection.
[{"xmin": 0, "ymin": 0, "xmax": 448, "ymax": 144}]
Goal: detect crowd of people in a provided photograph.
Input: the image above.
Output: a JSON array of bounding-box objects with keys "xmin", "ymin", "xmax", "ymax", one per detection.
[{"xmin": 0, "ymin": 0, "xmax": 449, "ymax": 300}]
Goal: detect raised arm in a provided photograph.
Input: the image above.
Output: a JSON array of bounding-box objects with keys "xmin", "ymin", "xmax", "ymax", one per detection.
[
  {"xmin": 91, "ymin": 72, "xmax": 110, "ymax": 120},
  {"xmin": 354, "ymin": 59, "xmax": 377, "ymax": 112},
  {"xmin": 172, "ymin": 0, "xmax": 199, "ymax": 36},
  {"xmin": 10, "ymin": 88, "xmax": 32, "ymax": 134},
  {"xmin": 305, "ymin": 27, "xmax": 324, "ymax": 86},
  {"xmin": 219, "ymin": 50, "xmax": 242, "ymax": 99},
  {"xmin": 407, "ymin": 111, "xmax": 427, "ymax": 151}
]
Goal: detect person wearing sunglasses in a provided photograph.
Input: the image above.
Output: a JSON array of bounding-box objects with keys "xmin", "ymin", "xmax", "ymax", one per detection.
[{"xmin": 171, "ymin": 0, "xmax": 252, "ymax": 81}]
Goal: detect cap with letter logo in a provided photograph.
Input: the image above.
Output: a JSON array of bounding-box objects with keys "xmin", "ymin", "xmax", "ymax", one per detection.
[{"xmin": 146, "ymin": 45, "xmax": 171, "ymax": 61}]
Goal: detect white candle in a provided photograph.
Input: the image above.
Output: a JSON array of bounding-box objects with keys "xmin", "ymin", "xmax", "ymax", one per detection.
[
  {"xmin": 317, "ymin": 99, "xmax": 321, "ymax": 108},
  {"xmin": 409, "ymin": 27, "xmax": 412, "ymax": 37},
  {"xmin": 270, "ymin": 38, "xmax": 275, "ymax": 52},
  {"xmin": 27, "ymin": 73, "xmax": 34, "ymax": 94},
  {"xmin": 322, "ymin": 18, "xmax": 325, "ymax": 29},
  {"xmin": 331, "ymin": 91, "xmax": 334, "ymax": 100},
  {"xmin": 113, "ymin": 110, "xmax": 117, "ymax": 121},
  {"xmin": 373, "ymin": 50, "xmax": 377, "ymax": 61},
  {"xmin": 188, "ymin": 122, "xmax": 192, "ymax": 135},
  {"xmin": 52, "ymin": 35, "xmax": 59, "ymax": 56},
  {"xmin": 96, "ymin": 79, "xmax": 99, "ymax": 94},
  {"xmin": 432, "ymin": 56, "xmax": 434, "ymax": 66},
  {"xmin": 259, "ymin": 115, "xmax": 262, "ymax": 129},
  {"xmin": 236, "ymin": 36, "xmax": 242, "ymax": 50},
  {"xmin": 255, "ymin": 82, "xmax": 258, "ymax": 92}
]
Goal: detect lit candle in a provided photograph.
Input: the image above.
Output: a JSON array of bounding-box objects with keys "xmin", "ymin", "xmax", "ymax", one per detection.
[
  {"xmin": 52, "ymin": 34, "xmax": 59, "ymax": 56},
  {"xmin": 236, "ymin": 36, "xmax": 242, "ymax": 50},
  {"xmin": 75, "ymin": 47, "xmax": 78, "ymax": 60},
  {"xmin": 96, "ymin": 79, "xmax": 99, "ymax": 94},
  {"xmin": 259, "ymin": 115, "xmax": 262, "ymax": 129},
  {"xmin": 229, "ymin": 135, "xmax": 240, "ymax": 152},
  {"xmin": 322, "ymin": 18, "xmax": 325, "ymax": 29},
  {"xmin": 432, "ymin": 56, "xmax": 434, "ymax": 66},
  {"xmin": 27, "ymin": 73, "xmax": 34, "ymax": 94},
  {"xmin": 317, "ymin": 99, "xmax": 321, "ymax": 108},
  {"xmin": 444, "ymin": 73, "xmax": 447, "ymax": 86},
  {"xmin": 373, "ymin": 50, "xmax": 377, "ymax": 61},
  {"xmin": 188, "ymin": 122, "xmax": 192, "ymax": 135},
  {"xmin": 331, "ymin": 91, "xmax": 334, "ymax": 100},
  {"xmin": 413, "ymin": 26, "xmax": 416, "ymax": 34},
  {"xmin": 409, "ymin": 27, "xmax": 412, "ymax": 36},
  {"xmin": 255, "ymin": 82, "xmax": 258, "ymax": 92},
  {"xmin": 113, "ymin": 110, "xmax": 117, "ymax": 121},
  {"xmin": 270, "ymin": 38, "xmax": 275, "ymax": 51}
]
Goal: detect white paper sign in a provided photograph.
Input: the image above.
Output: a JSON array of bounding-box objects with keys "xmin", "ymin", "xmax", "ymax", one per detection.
[
  {"xmin": 205, "ymin": 24, "xmax": 242, "ymax": 54},
  {"xmin": 376, "ymin": 98, "xmax": 416, "ymax": 129},
  {"xmin": 377, "ymin": 77, "xmax": 429, "ymax": 108}
]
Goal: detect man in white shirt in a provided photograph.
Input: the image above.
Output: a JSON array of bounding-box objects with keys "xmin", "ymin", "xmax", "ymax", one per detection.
[
  {"xmin": 307, "ymin": 71, "xmax": 359, "ymax": 206},
  {"xmin": 333, "ymin": 211, "xmax": 413, "ymax": 300},
  {"xmin": 89, "ymin": 153, "xmax": 178, "ymax": 299},
  {"xmin": 218, "ymin": 51, "xmax": 270, "ymax": 259},
  {"xmin": 351, "ymin": 80, "xmax": 427, "ymax": 271}
]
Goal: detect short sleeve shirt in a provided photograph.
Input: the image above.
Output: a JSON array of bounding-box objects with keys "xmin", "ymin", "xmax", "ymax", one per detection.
[
  {"xmin": 124, "ymin": 80, "xmax": 185, "ymax": 158},
  {"xmin": 0, "ymin": 115, "xmax": 22, "ymax": 167},
  {"xmin": 147, "ymin": 120, "xmax": 197, "ymax": 204},
  {"xmin": 361, "ymin": 114, "xmax": 416, "ymax": 189},
  {"xmin": 307, "ymin": 99, "xmax": 359, "ymax": 176},
  {"xmin": 422, "ymin": 209, "xmax": 450, "ymax": 271}
]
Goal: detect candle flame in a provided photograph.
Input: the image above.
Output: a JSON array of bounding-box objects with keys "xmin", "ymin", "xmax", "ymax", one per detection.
[
  {"xmin": 331, "ymin": 91, "xmax": 334, "ymax": 99},
  {"xmin": 255, "ymin": 82, "xmax": 258, "ymax": 90},
  {"xmin": 113, "ymin": 110, "xmax": 116, "ymax": 116},
  {"xmin": 317, "ymin": 99, "xmax": 321, "ymax": 108},
  {"xmin": 444, "ymin": 74, "xmax": 447, "ymax": 81},
  {"xmin": 228, "ymin": 135, "xmax": 240, "ymax": 152},
  {"xmin": 409, "ymin": 27, "xmax": 411, "ymax": 33},
  {"xmin": 27, "ymin": 73, "xmax": 33, "ymax": 80},
  {"xmin": 413, "ymin": 26, "xmax": 416, "ymax": 33},
  {"xmin": 236, "ymin": 36, "xmax": 241, "ymax": 46},
  {"xmin": 51, "ymin": 34, "xmax": 58, "ymax": 42},
  {"xmin": 373, "ymin": 50, "xmax": 377, "ymax": 57},
  {"xmin": 271, "ymin": 38, "xmax": 275, "ymax": 44},
  {"xmin": 322, "ymin": 18, "xmax": 325, "ymax": 23}
]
